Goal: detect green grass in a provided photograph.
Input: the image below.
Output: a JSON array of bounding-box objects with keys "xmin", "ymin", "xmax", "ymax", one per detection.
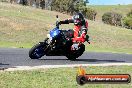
[
  {"xmin": 88, "ymin": 4, "xmax": 132, "ymax": 20},
  {"xmin": 0, "ymin": 2, "xmax": 132, "ymax": 54},
  {"xmin": 87, "ymin": 20, "xmax": 132, "ymax": 54},
  {"xmin": 0, "ymin": 66, "xmax": 132, "ymax": 88}
]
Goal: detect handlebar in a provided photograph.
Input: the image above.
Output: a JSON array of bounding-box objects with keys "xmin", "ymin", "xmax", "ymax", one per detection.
[
  {"xmin": 56, "ymin": 21, "xmax": 60, "ymax": 29},
  {"xmin": 56, "ymin": 15, "xmax": 60, "ymax": 29}
]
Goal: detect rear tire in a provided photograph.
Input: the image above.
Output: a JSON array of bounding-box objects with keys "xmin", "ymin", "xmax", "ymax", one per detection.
[
  {"xmin": 66, "ymin": 54, "xmax": 77, "ymax": 61},
  {"xmin": 66, "ymin": 44, "xmax": 85, "ymax": 61}
]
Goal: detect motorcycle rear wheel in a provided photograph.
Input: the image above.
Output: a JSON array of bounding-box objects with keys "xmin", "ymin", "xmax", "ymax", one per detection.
[
  {"xmin": 66, "ymin": 54, "xmax": 77, "ymax": 61},
  {"xmin": 66, "ymin": 44, "xmax": 85, "ymax": 61}
]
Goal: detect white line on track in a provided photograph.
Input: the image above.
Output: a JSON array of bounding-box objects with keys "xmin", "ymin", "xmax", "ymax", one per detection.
[{"xmin": 3, "ymin": 63, "xmax": 132, "ymax": 71}]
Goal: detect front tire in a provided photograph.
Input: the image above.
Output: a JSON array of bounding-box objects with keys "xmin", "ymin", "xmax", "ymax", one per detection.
[{"xmin": 29, "ymin": 43, "xmax": 47, "ymax": 59}]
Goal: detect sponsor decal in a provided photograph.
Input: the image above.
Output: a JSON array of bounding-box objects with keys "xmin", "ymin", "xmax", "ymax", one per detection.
[{"xmin": 76, "ymin": 66, "xmax": 131, "ymax": 85}]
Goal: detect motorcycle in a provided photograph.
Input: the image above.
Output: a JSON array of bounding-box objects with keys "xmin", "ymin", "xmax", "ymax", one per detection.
[{"xmin": 29, "ymin": 15, "xmax": 89, "ymax": 60}]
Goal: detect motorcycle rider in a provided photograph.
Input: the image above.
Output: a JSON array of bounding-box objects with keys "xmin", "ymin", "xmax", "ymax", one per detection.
[{"xmin": 58, "ymin": 12, "xmax": 90, "ymax": 50}]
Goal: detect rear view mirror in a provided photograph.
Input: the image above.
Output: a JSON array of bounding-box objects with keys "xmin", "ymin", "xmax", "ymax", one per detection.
[{"xmin": 56, "ymin": 15, "xmax": 58, "ymax": 18}]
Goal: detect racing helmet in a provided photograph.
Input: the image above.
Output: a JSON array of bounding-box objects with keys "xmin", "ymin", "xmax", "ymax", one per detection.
[{"xmin": 73, "ymin": 12, "xmax": 84, "ymax": 25}]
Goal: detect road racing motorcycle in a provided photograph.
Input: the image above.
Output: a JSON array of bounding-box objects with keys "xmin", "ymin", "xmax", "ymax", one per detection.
[{"xmin": 29, "ymin": 15, "xmax": 89, "ymax": 60}]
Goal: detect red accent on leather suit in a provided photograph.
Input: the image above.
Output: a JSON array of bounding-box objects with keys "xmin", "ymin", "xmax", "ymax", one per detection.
[
  {"xmin": 60, "ymin": 18, "xmax": 88, "ymax": 43},
  {"xmin": 72, "ymin": 21, "xmax": 88, "ymax": 43}
]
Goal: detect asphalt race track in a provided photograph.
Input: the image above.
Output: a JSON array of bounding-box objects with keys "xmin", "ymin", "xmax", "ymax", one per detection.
[{"xmin": 0, "ymin": 48, "xmax": 132, "ymax": 69}]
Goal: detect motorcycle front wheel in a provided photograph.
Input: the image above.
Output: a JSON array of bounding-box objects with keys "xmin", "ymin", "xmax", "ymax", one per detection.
[{"xmin": 29, "ymin": 42, "xmax": 48, "ymax": 59}]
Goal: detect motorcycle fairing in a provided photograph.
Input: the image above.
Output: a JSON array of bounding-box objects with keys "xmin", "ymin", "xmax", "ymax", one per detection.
[{"xmin": 50, "ymin": 28, "xmax": 60, "ymax": 39}]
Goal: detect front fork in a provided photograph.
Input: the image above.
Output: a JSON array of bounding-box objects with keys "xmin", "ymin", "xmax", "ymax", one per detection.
[
  {"xmin": 38, "ymin": 38, "xmax": 51, "ymax": 53},
  {"xmin": 42, "ymin": 38, "xmax": 56, "ymax": 52}
]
